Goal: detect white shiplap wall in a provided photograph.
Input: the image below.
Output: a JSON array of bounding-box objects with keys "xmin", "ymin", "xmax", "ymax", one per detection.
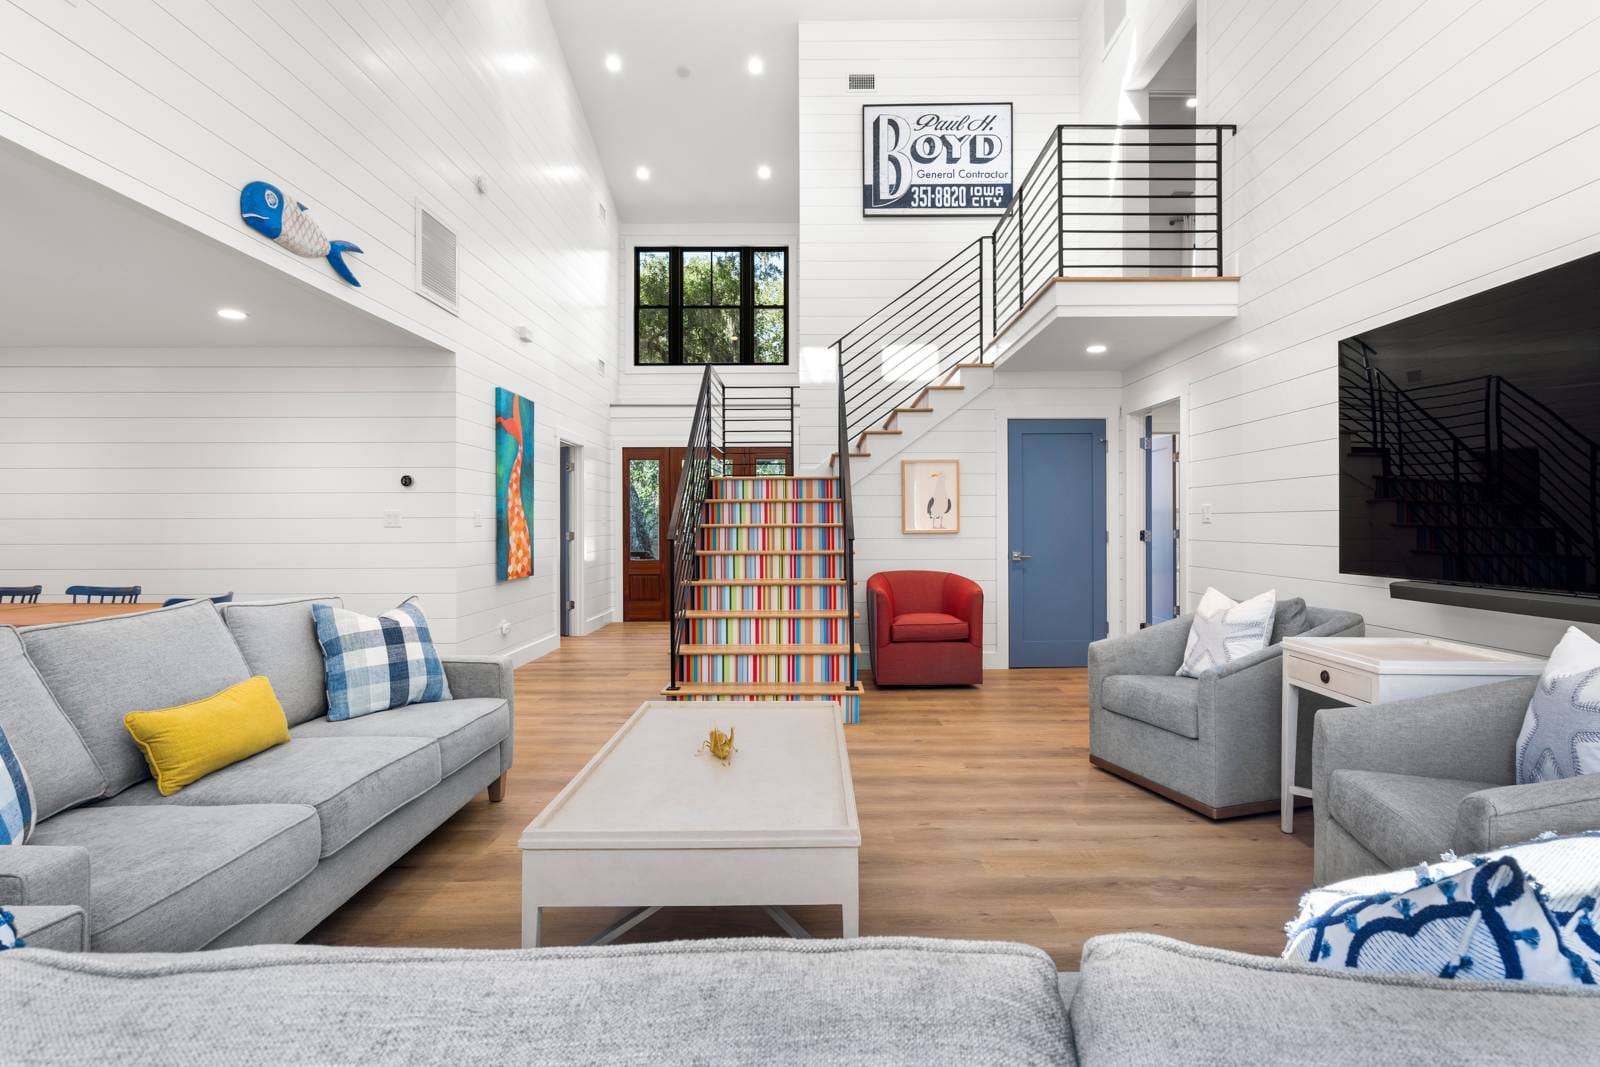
[
  {"xmin": 1124, "ymin": 0, "xmax": 1600, "ymax": 654},
  {"xmin": 0, "ymin": 0, "xmax": 618, "ymax": 658}
]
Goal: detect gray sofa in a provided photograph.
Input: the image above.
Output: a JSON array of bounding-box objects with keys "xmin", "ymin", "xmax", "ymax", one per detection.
[
  {"xmin": 1088, "ymin": 601, "xmax": 1364, "ymax": 818},
  {"xmin": 1313, "ymin": 676, "xmax": 1600, "ymax": 884},
  {"xmin": 3, "ymin": 934, "xmax": 1596, "ymax": 1064},
  {"xmin": 0, "ymin": 596, "xmax": 514, "ymax": 952}
]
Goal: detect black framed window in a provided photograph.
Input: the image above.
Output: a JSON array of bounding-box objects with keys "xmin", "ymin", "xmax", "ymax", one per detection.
[{"xmin": 633, "ymin": 247, "xmax": 787, "ymax": 365}]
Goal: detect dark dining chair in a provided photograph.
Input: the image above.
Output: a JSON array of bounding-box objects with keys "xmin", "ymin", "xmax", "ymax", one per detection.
[
  {"xmin": 0, "ymin": 585, "xmax": 43, "ymax": 604},
  {"xmin": 66, "ymin": 584, "xmax": 142, "ymax": 604},
  {"xmin": 162, "ymin": 592, "xmax": 235, "ymax": 607}
]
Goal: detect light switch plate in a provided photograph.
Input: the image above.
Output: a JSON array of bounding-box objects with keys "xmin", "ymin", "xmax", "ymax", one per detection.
[{"xmin": 1200, "ymin": 503, "xmax": 1213, "ymax": 524}]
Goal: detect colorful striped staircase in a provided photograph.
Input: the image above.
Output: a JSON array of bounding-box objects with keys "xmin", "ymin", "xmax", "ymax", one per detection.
[{"xmin": 663, "ymin": 475, "xmax": 861, "ymax": 724}]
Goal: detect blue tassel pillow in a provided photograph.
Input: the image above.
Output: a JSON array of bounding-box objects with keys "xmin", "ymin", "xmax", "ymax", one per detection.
[
  {"xmin": 0, "ymin": 724, "xmax": 35, "ymax": 845},
  {"xmin": 1286, "ymin": 832, "xmax": 1600, "ymax": 986},
  {"xmin": 312, "ymin": 598, "xmax": 451, "ymax": 720},
  {"xmin": 0, "ymin": 908, "xmax": 24, "ymax": 951}
]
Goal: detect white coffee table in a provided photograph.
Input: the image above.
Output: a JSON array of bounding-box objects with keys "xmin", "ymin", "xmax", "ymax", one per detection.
[
  {"xmin": 519, "ymin": 700, "xmax": 860, "ymax": 947},
  {"xmin": 1279, "ymin": 636, "xmax": 1544, "ymax": 833}
]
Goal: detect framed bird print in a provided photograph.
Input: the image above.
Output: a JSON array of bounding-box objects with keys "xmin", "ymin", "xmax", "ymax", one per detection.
[
  {"xmin": 494, "ymin": 387, "xmax": 535, "ymax": 581},
  {"xmin": 901, "ymin": 459, "xmax": 960, "ymax": 534}
]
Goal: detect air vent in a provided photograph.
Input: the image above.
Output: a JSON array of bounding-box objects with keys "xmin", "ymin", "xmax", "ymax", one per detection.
[
  {"xmin": 415, "ymin": 203, "xmax": 458, "ymax": 313},
  {"xmin": 847, "ymin": 73, "xmax": 876, "ymax": 92}
]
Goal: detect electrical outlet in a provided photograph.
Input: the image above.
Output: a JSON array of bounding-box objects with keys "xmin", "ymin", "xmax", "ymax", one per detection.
[
  {"xmin": 383, "ymin": 510, "xmax": 402, "ymax": 528},
  {"xmin": 472, "ymin": 510, "xmax": 484, "ymax": 528},
  {"xmin": 498, "ymin": 619, "xmax": 511, "ymax": 636},
  {"xmin": 1200, "ymin": 503, "xmax": 1213, "ymax": 525}
]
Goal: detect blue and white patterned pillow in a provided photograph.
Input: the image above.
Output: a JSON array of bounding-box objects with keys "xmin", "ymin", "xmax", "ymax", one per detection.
[
  {"xmin": 312, "ymin": 598, "xmax": 451, "ymax": 720},
  {"xmin": 1177, "ymin": 587, "xmax": 1276, "ymax": 678},
  {"xmin": 1286, "ymin": 832, "xmax": 1600, "ymax": 986},
  {"xmin": 0, "ymin": 908, "xmax": 24, "ymax": 951},
  {"xmin": 1516, "ymin": 626, "xmax": 1600, "ymax": 784},
  {"xmin": 0, "ymin": 724, "xmax": 35, "ymax": 845}
]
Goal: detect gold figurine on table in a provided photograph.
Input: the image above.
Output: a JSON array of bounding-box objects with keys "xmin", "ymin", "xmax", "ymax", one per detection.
[{"xmin": 699, "ymin": 726, "xmax": 736, "ymax": 764}]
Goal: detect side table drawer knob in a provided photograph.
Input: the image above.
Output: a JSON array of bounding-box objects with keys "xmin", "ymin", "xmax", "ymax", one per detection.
[{"xmin": 1319, "ymin": 669, "xmax": 1330, "ymax": 684}]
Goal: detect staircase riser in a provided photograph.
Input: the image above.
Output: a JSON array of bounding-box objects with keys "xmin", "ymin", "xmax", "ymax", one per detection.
[
  {"xmin": 693, "ymin": 587, "xmax": 845, "ymax": 611},
  {"xmin": 676, "ymin": 654, "xmax": 856, "ymax": 684},
  {"xmin": 700, "ymin": 529, "xmax": 843, "ymax": 551},
  {"xmin": 711, "ymin": 478, "xmax": 838, "ymax": 501},
  {"xmin": 667, "ymin": 692, "xmax": 860, "ymax": 726},
  {"xmin": 688, "ymin": 618, "xmax": 852, "ymax": 644},
  {"xmin": 705, "ymin": 501, "xmax": 840, "ymax": 523},
  {"xmin": 701, "ymin": 556, "xmax": 843, "ymax": 580}
]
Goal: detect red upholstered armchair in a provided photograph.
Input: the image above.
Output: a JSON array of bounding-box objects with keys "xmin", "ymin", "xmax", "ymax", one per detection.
[{"xmin": 866, "ymin": 571, "xmax": 983, "ymax": 687}]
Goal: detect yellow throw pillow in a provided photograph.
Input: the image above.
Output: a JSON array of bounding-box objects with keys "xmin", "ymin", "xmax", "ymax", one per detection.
[{"xmin": 124, "ymin": 676, "xmax": 290, "ymax": 796}]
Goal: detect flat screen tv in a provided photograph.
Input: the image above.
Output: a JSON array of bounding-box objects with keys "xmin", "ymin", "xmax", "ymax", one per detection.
[{"xmin": 1339, "ymin": 251, "xmax": 1600, "ymax": 599}]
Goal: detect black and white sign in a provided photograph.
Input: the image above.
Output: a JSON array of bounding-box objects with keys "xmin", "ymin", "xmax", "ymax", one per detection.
[{"xmin": 862, "ymin": 103, "xmax": 1014, "ymax": 217}]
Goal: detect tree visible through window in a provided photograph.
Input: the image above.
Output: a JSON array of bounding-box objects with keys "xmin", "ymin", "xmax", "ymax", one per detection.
[{"xmin": 634, "ymin": 247, "xmax": 787, "ymax": 365}]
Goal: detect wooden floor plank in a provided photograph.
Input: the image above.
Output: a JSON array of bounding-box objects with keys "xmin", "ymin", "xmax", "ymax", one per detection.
[{"xmin": 305, "ymin": 621, "xmax": 1316, "ymax": 968}]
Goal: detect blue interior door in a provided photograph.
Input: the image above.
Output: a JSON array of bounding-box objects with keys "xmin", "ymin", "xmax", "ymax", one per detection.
[
  {"xmin": 1008, "ymin": 419, "xmax": 1106, "ymax": 667},
  {"xmin": 560, "ymin": 445, "xmax": 573, "ymax": 637},
  {"xmin": 1146, "ymin": 422, "xmax": 1179, "ymax": 626}
]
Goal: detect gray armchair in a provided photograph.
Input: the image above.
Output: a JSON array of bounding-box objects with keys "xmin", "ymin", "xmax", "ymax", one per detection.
[
  {"xmin": 1088, "ymin": 602, "xmax": 1364, "ymax": 818},
  {"xmin": 1312, "ymin": 677, "xmax": 1600, "ymax": 883}
]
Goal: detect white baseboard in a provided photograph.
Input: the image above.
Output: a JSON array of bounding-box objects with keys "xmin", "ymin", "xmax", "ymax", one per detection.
[
  {"xmin": 507, "ymin": 632, "xmax": 559, "ymax": 668},
  {"xmin": 582, "ymin": 609, "xmax": 614, "ymax": 635}
]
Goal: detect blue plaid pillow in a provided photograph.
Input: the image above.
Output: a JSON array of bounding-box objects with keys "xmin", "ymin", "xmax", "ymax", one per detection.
[
  {"xmin": 0, "ymin": 725, "xmax": 34, "ymax": 845},
  {"xmin": 312, "ymin": 598, "xmax": 451, "ymax": 720}
]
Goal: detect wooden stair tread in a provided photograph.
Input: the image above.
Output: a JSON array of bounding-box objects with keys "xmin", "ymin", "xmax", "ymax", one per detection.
[
  {"xmin": 678, "ymin": 643, "xmax": 862, "ymax": 654},
  {"xmin": 664, "ymin": 682, "xmax": 860, "ymax": 697},
  {"xmin": 689, "ymin": 578, "xmax": 844, "ymax": 586},
  {"xmin": 684, "ymin": 609, "xmax": 857, "ymax": 619},
  {"xmin": 859, "ymin": 428, "xmax": 903, "ymax": 436}
]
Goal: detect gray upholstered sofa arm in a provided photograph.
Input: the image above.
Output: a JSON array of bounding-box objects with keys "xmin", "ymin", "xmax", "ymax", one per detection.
[
  {"xmin": 1455, "ymin": 774, "xmax": 1600, "ymax": 854},
  {"xmin": 1312, "ymin": 678, "xmax": 1535, "ymax": 802},
  {"xmin": 441, "ymin": 654, "xmax": 515, "ymax": 710},
  {"xmin": 0, "ymin": 845, "xmax": 90, "ymax": 911},
  {"xmin": 8, "ymin": 905, "xmax": 88, "ymax": 952},
  {"xmin": 1088, "ymin": 615, "xmax": 1191, "ymax": 711}
]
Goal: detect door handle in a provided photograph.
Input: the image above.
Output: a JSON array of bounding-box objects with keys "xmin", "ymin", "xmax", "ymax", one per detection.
[{"xmin": 1010, "ymin": 550, "xmax": 1032, "ymax": 561}]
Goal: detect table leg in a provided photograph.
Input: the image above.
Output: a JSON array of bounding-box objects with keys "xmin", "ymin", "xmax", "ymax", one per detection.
[
  {"xmin": 841, "ymin": 898, "xmax": 859, "ymax": 939},
  {"xmin": 523, "ymin": 904, "xmax": 542, "ymax": 949},
  {"xmin": 1280, "ymin": 676, "xmax": 1299, "ymax": 834}
]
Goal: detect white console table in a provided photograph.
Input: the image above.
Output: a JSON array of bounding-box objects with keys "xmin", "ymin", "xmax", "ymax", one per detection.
[{"xmin": 1279, "ymin": 637, "xmax": 1543, "ymax": 833}]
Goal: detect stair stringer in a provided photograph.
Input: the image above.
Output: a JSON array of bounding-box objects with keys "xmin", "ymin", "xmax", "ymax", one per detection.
[{"xmin": 833, "ymin": 364, "xmax": 995, "ymax": 481}]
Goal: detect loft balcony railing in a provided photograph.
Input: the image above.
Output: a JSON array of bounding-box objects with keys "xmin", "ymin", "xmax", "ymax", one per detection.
[{"xmin": 835, "ymin": 123, "xmax": 1236, "ymax": 450}]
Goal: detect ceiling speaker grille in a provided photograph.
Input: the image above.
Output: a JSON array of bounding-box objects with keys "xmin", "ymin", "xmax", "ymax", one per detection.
[
  {"xmin": 415, "ymin": 203, "xmax": 458, "ymax": 313},
  {"xmin": 847, "ymin": 73, "xmax": 876, "ymax": 92}
]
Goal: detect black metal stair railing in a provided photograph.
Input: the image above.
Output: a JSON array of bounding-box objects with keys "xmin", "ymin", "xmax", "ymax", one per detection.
[
  {"xmin": 665, "ymin": 366, "xmax": 719, "ymax": 687},
  {"xmin": 833, "ymin": 123, "xmax": 1236, "ymax": 452}
]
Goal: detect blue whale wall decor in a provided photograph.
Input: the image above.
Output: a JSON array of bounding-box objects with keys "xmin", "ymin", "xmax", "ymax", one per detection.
[{"xmin": 239, "ymin": 181, "xmax": 363, "ymax": 287}]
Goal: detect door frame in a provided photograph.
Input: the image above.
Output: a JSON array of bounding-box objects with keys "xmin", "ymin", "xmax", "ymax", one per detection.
[
  {"xmin": 558, "ymin": 441, "xmax": 582, "ymax": 637},
  {"xmin": 621, "ymin": 446, "xmax": 683, "ymax": 622},
  {"xmin": 1005, "ymin": 417, "xmax": 1108, "ymax": 669},
  {"xmin": 1143, "ymin": 418, "xmax": 1179, "ymax": 628}
]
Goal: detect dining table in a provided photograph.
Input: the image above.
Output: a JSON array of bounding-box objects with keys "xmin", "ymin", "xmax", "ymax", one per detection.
[{"xmin": 0, "ymin": 602, "xmax": 156, "ymax": 627}]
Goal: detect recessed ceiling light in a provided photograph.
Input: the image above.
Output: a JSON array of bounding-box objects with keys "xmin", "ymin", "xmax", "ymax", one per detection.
[
  {"xmin": 634, "ymin": 165, "xmax": 651, "ymax": 181},
  {"xmin": 216, "ymin": 307, "xmax": 248, "ymax": 321},
  {"xmin": 1085, "ymin": 343, "xmax": 1108, "ymax": 354},
  {"xmin": 604, "ymin": 53, "xmax": 622, "ymax": 73},
  {"xmin": 747, "ymin": 56, "xmax": 765, "ymax": 76},
  {"xmin": 756, "ymin": 164, "xmax": 772, "ymax": 180},
  {"xmin": 1185, "ymin": 97, "xmax": 1198, "ymax": 108}
]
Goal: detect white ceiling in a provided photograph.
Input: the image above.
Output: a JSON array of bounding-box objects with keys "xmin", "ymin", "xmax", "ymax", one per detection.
[
  {"xmin": 547, "ymin": 0, "xmax": 1077, "ymax": 224},
  {"xmin": 0, "ymin": 138, "xmax": 438, "ymax": 348}
]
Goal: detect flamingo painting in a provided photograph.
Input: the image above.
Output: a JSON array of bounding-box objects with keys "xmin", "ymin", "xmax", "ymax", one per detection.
[{"xmin": 495, "ymin": 388, "xmax": 534, "ymax": 581}]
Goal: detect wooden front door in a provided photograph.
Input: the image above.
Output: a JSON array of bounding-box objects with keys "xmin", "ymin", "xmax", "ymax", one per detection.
[
  {"xmin": 622, "ymin": 447, "xmax": 684, "ymax": 621},
  {"xmin": 719, "ymin": 448, "xmax": 792, "ymax": 477}
]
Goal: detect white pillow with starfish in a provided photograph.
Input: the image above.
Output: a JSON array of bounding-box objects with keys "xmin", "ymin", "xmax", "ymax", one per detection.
[
  {"xmin": 1517, "ymin": 626, "xmax": 1600, "ymax": 784},
  {"xmin": 1176, "ymin": 587, "xmax": 1277, "ymax": 679}
]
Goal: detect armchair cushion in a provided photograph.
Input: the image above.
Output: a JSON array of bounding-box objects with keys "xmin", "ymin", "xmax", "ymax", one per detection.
[
  {"xmin": 891, "ymin": 613, "xmax": 969, "ymax": 643},
  {"xmin": 1328, "ymin": 770, "xmax": 1497, "ymax": 870},
  {"xmin": 1101, "ymin": 676, "xmax": 1199, "ymax": 739}
]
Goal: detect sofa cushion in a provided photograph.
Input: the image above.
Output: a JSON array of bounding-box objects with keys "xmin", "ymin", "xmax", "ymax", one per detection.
[
  {"xmin": 1328, "ymin": 770, "xmax": 1496, "ymax": 870},
  {"xmin": 1070, "ymin": 933, "xmax": 1600, "ymax": 1064},
  {"xmin": 221, "ymin": 597, "xmax": 340, "ymax": 726},
  {"xmin": 1101, "ymin": 675, "xmax": 1200, "ymax": 739},
  {"xmin": 1178, "ymin": 587, "xmax": 1275, "ymax": 678},
  {"xmin": 0, "ymin": 937, "xmax": 1072, "ymax": 1064},
  {"xmin": 1269, "ymin": 597, "xmax": 1311, "ymax": 644},
  {"xmin": 21, "ymin": 601, "xmax": 252, "ymax": 797},
  {"xmin": 28, "ymin": 803, "xmax": 318, "ymax": 952},
  {"xmin": 0, "ymin": 628, "xmax": 106, "ymax": 819},
  {"xmin": 290, "ymin": 698, "xmax": 508, "ymax": 778},
  {"xmin": 891, "ymin": 612, "xmax": 969, "ymax": 643},
  {"xmin": 104, "ymin": 736, "xmax": 441, "ymax": 857}
]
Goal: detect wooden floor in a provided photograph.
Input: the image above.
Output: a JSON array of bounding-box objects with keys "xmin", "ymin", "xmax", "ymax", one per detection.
[{"xmin": 307, "ymin": 622, "xmax": 1315, "ymax": 969}]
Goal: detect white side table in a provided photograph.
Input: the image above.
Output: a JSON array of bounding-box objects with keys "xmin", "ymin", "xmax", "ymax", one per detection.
[{"xmin": 1279, "ymin": 637, "xmax": 1543, "ymax": 833}]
